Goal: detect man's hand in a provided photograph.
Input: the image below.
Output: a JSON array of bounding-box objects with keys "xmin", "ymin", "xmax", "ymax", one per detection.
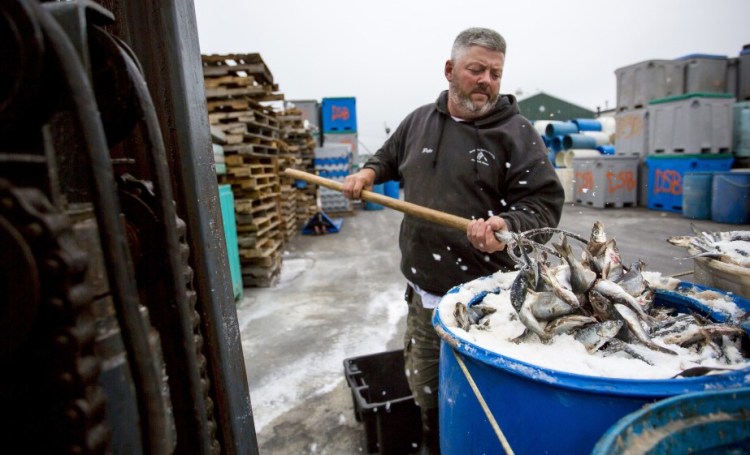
[
  {"xmin": 342, "ymin": 168, "xmax": 376, "ymax": 200},
  {"xmin": 467, "ymin": 216, "xmax": 508, "ymax": 253}
]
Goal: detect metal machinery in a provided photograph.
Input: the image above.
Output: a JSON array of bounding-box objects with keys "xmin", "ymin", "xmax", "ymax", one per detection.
[{"xmin": 0, "ymin": 1, "xmax": 258, "ymax": 453}]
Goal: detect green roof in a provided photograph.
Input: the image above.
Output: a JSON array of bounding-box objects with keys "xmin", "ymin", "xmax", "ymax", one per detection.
[{"xmin": 517, "ymin": 92, "xmax": 596, "ymax": 121}]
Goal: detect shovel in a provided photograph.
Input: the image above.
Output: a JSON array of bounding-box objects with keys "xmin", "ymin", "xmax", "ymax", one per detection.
[{"xmin": 284, "ymin": 168, "xmax": 510, "ymax": 243}]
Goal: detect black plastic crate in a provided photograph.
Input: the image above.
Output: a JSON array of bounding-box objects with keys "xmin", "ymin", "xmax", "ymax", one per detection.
[{"xmin": 343, "ymin": 349, "xmax": 422, "ymax": 454}]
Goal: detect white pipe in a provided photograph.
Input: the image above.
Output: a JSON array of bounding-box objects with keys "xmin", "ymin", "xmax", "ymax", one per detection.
[
  {"xmin": 564, "ymin": 149, "xmax": 602, "ymax": 168},
  {"xmin": 555, "ymin": 151, "xmax": 568, "ymax": 168},
  {"xmin": 598, "ymin": 116, "xmax": 616, "ymax": 136},
  {"xmin": 533, "ymin": 120, "xmax": 554, "ymax": 136},
  {"xmin": 581, "ymin": 131, "xmax": 613, "ymax": 146}
]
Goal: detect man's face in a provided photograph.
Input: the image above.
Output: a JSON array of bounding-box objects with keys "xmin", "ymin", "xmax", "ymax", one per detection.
[{"xmin": 445, "ymin": 45, "xmax": 505, "ymax": 119}]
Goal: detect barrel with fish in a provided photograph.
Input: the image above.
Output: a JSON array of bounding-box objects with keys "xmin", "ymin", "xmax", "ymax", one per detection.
[
  {"xmin": 281, "ymin": 169, "xmax": 750, "ymax": 453},
  {"xmin": 434, "ymin": 223, "xmax": 750, "ymax": 455}
]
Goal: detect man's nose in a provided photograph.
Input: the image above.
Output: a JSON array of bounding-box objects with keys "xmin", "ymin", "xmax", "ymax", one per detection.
[{"xmin": 476, "ymin": 70, "xmax": 491, "ymax": 85}]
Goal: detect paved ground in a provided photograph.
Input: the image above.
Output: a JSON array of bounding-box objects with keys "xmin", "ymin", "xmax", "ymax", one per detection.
[{"xmin": 236, "ymin": 201, "xmax": 745, "ymax": 454}]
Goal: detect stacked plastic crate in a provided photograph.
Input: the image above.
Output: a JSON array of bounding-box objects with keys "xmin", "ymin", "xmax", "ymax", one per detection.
[
  {"xmin": 317, "ymin": 97, "xmax": 357, "ymax": 213},
  {"xmin": 613, "ymin": 54, "xmax": 739, "ymax": 213},
  {"xmin": 314, "ymin": 144, "xmax": 353, "ymax": 213},
  {"xmin": 321, "ymin": 97, "xmax": 358, "ymax": 163}
]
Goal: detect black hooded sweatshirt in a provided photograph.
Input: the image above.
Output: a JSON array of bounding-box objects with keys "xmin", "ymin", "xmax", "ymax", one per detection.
[{"xmin": 363, "ymin": 91, "xmax": 564, "ymax": 295}]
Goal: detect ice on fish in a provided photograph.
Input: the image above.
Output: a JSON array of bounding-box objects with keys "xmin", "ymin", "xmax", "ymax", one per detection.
[{"xmin": 436, "ymin": 222, "xmax": 750, "ymax": 380}]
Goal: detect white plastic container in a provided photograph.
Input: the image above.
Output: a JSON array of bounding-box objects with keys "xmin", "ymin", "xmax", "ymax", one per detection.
[{"xmin": 648, "ymin": 93, "xmax": 734, "ymax": 155}]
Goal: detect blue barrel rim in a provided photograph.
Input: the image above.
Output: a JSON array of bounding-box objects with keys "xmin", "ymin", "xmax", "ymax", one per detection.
[
  {"xmin": 592, "ymin": 386, "xmax": 750, "ymax": 454},
  {"xmin": 434, "ymin": 281, "xmax": 750, "ymax": 397},
  {"xmin": 714, "ymin": 172, "xmax": 750, "ymax": 188}
]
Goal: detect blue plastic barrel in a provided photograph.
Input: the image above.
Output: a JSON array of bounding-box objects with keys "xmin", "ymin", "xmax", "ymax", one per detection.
[
  {"xmin": 711, "ymin": 171, "xmax": 750, "ymax": 224},
  {"xmin": 562, "ymin": 133, "xmax": 598, "ymax": 150},
  {"xmin": 572, "ymin": 118, "xmax": 602, "ymax": 131},
  {"xmin": 682, "ymin": 172, "xmax": 715, "ymax": 220},
  {"xmin": 384, "ymin": 180, "xmax": 400, "ymax": 199},
  {"xmin": 596, "ymin": 145, "xmax": 615, "ymax": 155},
  {"xmin": 364, "ymin": 184, "xmax": 385, "ymax": 210},
  {"xmin": 592, "ymin": 387, "xmax": 750, "ymax": 454},
  {"xmin": 545, "ymin": 121, "xmax": 578, "ymax": 138},
  {"xmin": 433, "ymin": 285, "xmax": 750, "ymax": 455}
]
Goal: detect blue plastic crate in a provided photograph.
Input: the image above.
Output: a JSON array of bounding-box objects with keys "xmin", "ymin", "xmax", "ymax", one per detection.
[
  {"xmin": 218, "ymin": 184, "xmax": 243, "ymax": 300},
  {"xmin": 646, "ymin": 154, "xmax": 733, "ymax": 213},
  {"xmin": 321, "ymin": 97, "xmax": 357, "ymax": 133}
]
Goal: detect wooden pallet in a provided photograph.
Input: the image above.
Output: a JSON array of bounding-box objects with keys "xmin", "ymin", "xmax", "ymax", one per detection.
[
  {"xmin": 235, "ymin": 198, "xmax": 279, "ymax": 217},
  {"xmin": 209, "ymin": 109, "xmax": 280, "ymax": 130},
  {"xmin": 222, "ymin": 142, "xmax": 279, "ymax": 156},
  {"xmin": 202, "ymin": 53, "xmax": 274, "ymax": 86},
  {"xmin": 239, "ymin": 235, "xmax": 282, "ymax": 261},
  {"xmin": 204, "ymin": 85, "xmax": 278, "ymax": 99}
]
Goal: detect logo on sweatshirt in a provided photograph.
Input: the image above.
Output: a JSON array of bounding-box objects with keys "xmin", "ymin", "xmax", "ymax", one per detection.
[
  {"xmin": 470, "ymin": 148, "xmax": 495, "ymax": 166},
  {"xmin": 421, "ymin": 147, "xmax": 434, "ymax": 154}
]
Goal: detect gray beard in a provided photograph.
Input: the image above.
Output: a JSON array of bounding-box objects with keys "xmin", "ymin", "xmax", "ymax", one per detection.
[{"xmin": 449, "ymin": 80, "xmax": 498, "ymax": 118}]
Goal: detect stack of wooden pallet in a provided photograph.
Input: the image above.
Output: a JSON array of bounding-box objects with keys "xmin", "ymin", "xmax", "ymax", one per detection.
[
  {"xmin": 203, "ymin": 53, "xmax": 285, "ymax": 287},
  {"xmin": 278, "ymin": 108, "xmax": 319, "ymax": 232}
]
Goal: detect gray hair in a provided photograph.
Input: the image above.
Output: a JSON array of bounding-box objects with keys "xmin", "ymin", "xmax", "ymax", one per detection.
[{"xmin": 451, "ymin": 27, "xmax": 506, "ymax": 60}]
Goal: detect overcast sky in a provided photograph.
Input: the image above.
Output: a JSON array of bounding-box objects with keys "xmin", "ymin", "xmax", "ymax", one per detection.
[{"xmin": 193, "ymin": 0, "xmax": 749, "ymax": 155}]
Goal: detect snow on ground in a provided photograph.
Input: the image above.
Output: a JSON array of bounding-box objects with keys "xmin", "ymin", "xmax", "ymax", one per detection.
[{"xmin": 240, "ymin": 276, "xmax": 407, "ymax": 432}]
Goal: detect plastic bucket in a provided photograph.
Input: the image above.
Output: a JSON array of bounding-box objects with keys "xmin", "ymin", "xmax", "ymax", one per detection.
[
  {"xmin": 682, "ymin": 172, "xmax": 715, "ymax": 220},
  {"xmin": 711, "ymin": 171, "xmax": 750, "ymax": 223},
  {"xmin": 433, "ymin": 286, "xmax": 750, "ymax": 455},
  {"xmin": 364, "ymin": 184, "xmax": 385, "ymax": 210},
  {"xmin": 592, "ymin": 387, "xmax": 750, "ymax": 454},
  {"xmin": 384, "ymin": 180, "xmax": 400, "ymax": 199}
]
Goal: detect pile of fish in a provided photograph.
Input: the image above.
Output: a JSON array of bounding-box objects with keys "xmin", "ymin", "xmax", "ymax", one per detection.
[
  {"xmin": 668, "ymin": 228, "xmax": 750, "ymax": 268},
  {"xmin": 454, "ymin": 222, "xmax": 749, "ymax": 370}
]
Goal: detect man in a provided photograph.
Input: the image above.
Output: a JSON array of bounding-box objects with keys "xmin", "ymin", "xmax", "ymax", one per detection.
[{"xmin": 343, "ymin": 27, "xmax": 564, "ymax": 454}]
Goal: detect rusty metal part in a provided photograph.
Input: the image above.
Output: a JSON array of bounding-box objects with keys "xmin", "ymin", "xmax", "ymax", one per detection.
[
  {"xmin": 29, "ymin": 2, "xmax": 172, "ymax": 453},
  {"xmin": 0, "ymin": 179, "xmax": 110, "ymax": 454},
  {"xmin": 101, "ymin": 3, "xmax": 258, "ymax": 451},
  {"xmin": 118, "ymin": 174, "xmax": 220, "ymax": 454},
  {"xmin": 103, "ymin": 14, "xmax": 220, "ymax": 449}
]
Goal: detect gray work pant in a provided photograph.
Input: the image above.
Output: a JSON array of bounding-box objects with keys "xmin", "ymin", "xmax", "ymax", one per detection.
[{"xmin": 403, "ymin": 285, "xmax": 441, "ymax": 410}]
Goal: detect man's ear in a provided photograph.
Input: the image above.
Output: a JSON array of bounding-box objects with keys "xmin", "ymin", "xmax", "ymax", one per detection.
[{"xmin": 444, "ymin": 60, "xmax": 453, "ymax": 81}]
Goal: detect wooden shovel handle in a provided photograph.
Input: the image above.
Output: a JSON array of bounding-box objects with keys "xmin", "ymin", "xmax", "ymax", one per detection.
[{"xmin": 284, "ymin": 168, "xmax": 471, "ymax": 232}]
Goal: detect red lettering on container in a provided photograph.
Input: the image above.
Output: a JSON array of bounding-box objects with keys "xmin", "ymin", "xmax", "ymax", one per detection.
[
  {"xmin": 654, "ymin": 169, "xmax": 682, "ymax": 195},
  {"xmin": 331, "ymin": 106, "xmax": 350, "ymax": 121},
  {"xmin": 575, "ymin": 171, "xmax": 594, "ymax": 193},
  {"xmin": 607, "ymin": 170, "xmax": 636, "ymax": 194}
]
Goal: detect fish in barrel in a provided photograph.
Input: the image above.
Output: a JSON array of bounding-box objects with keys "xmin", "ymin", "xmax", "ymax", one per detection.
[{"xmin": 452, "ymin": 222, "xmax": 750, "ymax": 375}]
